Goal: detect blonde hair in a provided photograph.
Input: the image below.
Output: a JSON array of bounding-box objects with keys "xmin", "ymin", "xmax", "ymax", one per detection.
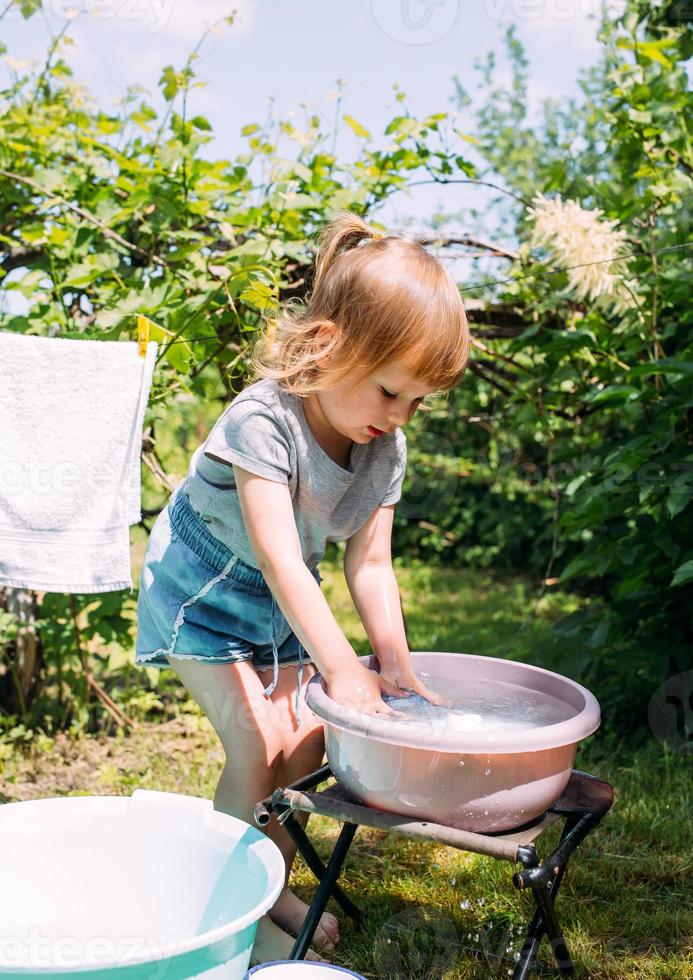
[{"xmin": 249, "ymin": 210, "xmax": 470, "ymax": 397}]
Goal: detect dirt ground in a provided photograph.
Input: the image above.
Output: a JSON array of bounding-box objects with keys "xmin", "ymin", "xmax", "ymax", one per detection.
[{"xmin": 0, "ymin": 713, "xmax": 224, "ymax": 804}]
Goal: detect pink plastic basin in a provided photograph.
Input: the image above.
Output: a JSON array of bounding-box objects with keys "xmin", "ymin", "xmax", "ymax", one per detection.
[{"xmin": 305, "ymin": 652, "xmax": 601, "ymax": 832}]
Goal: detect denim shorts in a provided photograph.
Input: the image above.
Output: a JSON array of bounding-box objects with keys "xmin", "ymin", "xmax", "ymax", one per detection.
[{"xmin": 135, "ymin": 485, "xmax": 322, "ymax": 717}]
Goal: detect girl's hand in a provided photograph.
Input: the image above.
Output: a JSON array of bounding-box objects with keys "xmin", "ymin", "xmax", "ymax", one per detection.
[
  {"xmin": 325, "ymin": 661, "xmax": 405, "ymax": 716},
  {"xmin": 377, "ymin": 664, "xmax": 452, "ymax": 708}
]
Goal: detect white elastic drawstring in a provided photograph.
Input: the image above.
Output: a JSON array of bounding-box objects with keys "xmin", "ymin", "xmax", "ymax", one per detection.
[
  {"xmin": 295, "ymin": 643, "xmax": 304, "ymax": 727},
  {"xmin": 263, "ymin": 592, "xmax": 305, "ymax": 727},
  {"xmin": 262, "ymin": 594, "xmax": 280, "ymax": 699}
]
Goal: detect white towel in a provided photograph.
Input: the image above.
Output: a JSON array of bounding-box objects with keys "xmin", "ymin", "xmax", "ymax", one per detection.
[{"xmin": 0, "ymin": 332, "xmax": 157, "ymax": 593}]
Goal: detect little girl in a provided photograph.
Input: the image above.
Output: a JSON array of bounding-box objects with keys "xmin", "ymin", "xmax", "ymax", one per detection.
[{"xmin": 134, "ymin": 210, "xmax": 469, "ymax": 963}]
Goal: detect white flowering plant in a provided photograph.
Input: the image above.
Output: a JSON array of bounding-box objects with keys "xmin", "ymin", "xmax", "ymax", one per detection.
[{"xmin": 526, "ymin": 192, "xmax": 639, "ymax": 315}]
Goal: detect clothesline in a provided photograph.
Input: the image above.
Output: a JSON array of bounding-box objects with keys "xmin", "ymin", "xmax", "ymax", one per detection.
[
  {"xmin": 151, "ymin": 239, "xmax": 693, "ymax": 355},
  {"xmin": 457, "ymin": 240, "xmax": 692, "ymax": 292}
]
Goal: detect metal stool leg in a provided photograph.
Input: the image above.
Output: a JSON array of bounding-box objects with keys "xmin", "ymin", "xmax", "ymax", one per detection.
[
  {"xmin": 281, "ymin": 811, "xmax": 361, "ymax": 921},
  {"xmin": 531, "ymin": 876, "xmax": 574, "ymax": 975},
  {"xmin": 290, "ymin": 822, "xmax": 359, "ymax": 961},
  {"xmin": 513, "ymin": 817, "xmax": 578, "ymax": 978},
  {"xmin": 513, "ymin": 860, "xmax": 572, "ymax": 978}
]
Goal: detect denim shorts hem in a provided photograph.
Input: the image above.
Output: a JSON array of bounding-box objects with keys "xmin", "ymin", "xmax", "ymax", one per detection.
[
  {"xmin": 135, "ymin": 651, "xmax": 315, "ymax": 670},
  {"xmin": 256, "ymin": 658, "xmax": 314, "ymax": 671},
  {"xmin": 138, "ymin": 650, "xmax": 252, "ymax": 667},
  {"xmin": 134, "ymin": 650, "xmax": 168, "ymax": 667}
]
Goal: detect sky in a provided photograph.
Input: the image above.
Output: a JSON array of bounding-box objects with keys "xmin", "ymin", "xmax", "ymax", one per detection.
[{"xmin": 1, "ymin": 0, "xmax": 617, "ymax": 313}]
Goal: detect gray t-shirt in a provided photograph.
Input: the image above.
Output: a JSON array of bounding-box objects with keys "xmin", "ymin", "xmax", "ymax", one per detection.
[{"xmin": 181, "ymin": 377, "xmax": 407, "ymax": 570}]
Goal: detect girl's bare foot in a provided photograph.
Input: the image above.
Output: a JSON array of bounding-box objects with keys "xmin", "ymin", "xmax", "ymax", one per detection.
[
  {"xmin": 250, "ymin": 914, "xmax": 325, "ymax": 966},
  {"xmin": 269, "ymin": 886, "xmax": 340, "ymax": 952}
]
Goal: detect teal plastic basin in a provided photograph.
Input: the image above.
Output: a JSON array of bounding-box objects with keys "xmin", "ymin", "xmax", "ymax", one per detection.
[{"xmin": 0, "ymin": 790, "xmax": 285, "ymax": 978}]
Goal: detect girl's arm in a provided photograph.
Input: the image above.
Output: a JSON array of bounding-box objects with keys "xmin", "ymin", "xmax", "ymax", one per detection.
[
  {"xmin": 234, "ymin": 466, "xmax": 401, "ymax": 714},
  {"xmin": 343, "ymin": 504, "xmax": 446, "ymax": 704}
]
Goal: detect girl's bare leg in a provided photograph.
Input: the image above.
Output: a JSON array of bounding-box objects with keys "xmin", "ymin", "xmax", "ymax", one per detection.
[
  {"xmin": 165, "ymin": 655, "xmax": 337, "ymax": 959},
  {"xmin": 256, "ymin": 661, "xmax": 340, "ymax": 949}
]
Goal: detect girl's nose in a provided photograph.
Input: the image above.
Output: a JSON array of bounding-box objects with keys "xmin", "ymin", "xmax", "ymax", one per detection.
[{"xmin": 389, "ymin": 404, "xmax": 416, "ymax": 428}]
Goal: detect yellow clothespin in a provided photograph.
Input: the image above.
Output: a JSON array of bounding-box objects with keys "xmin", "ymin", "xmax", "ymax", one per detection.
[{"xmin": 137, "ymin": 315, "xmax": 151, "ymax": 358}]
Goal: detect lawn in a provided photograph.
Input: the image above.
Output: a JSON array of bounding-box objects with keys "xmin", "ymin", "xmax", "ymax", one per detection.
[{"xmin": 1, "ymin": 561, "xmax": 691, "ymax": 978}]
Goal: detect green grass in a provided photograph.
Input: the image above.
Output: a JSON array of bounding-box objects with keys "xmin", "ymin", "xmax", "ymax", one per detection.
[
  {"xmin": 1, "ymin": 562, "xmax": 691, "ymax": 978},
  {"xmin": 321, "ymin": 559, "xmax": 585, "ymax": 663}
]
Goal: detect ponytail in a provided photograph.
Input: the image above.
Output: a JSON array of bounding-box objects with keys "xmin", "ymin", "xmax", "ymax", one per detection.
[{"xmin": 312, "ymin": 211, "xmax": 383, "ymax": 292}]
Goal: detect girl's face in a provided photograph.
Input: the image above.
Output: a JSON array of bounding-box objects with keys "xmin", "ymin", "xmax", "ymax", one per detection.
[{"xmin": 309, "ymin": 357, "xmax": 438, "ymax": 447}]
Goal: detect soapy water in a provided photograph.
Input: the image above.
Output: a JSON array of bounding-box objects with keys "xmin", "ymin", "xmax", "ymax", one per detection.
[{"xmin": 381, "ymin": 676, "xmax": 575, "ymax": 734}]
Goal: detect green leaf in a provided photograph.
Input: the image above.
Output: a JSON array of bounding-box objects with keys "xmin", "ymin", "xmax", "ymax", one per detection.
[
  {"xmin": 637, "ymin": 41, "xmax": 674, "ymax": 69},
  {"xmin": 95, "ymin": 115, "xmax": 121, "ymax": 135},
  {"xmin": 565, "ymin": 474, "xmax": 588, "ymax": 497},
  {"xmin": 384, "ymin": 115, "xmax": 418, "ymax": 138},
  {"xmin": 666, "ymin": 463, "xmax": 692, "ymax": 519},
  {"xmin": 455, "ymin": 154, "xmax": 476, "ymax": 177},
  {"xmin": 148, "ymin": 321, "xmax": 192, "ymax": 374},
  {"xmin": 585, "ymin": 385, "xmax": 639, "ymax": 406},
  {"xmin": 560, "ymin": 553, "xmax": 597, "ymax": 582},
  {"xmin": 63, "ymin": 265, "xmax": 101, "ymax": 288},
  {"xmin": 539, "ymin": 330, "xmax": 596, "ymax": 354},
  {"xmin": 18, "ymin": 223, "xmax": 47, "ymax": 244},
  {"xmin": 667, "ymin": 492, "xmax": 690, "ymax": 519},
  {"xmin": 159, "ymin": 65, "xmax": 180, "ymax": 101},
  {"xmin": 343, "ymin": 115, "xmax": 371, "ymax": 140},
  {"xmin": 63, "ymin": 253, "xmax": 120, "ymax": 288},
  {"xmin": 671, "ymin": 561, "xmax": 693, "ymax": 588},
  {"xmin": 19, "ymin": 0, "xmax": 42, "ymax": 18},
  {"xmin": 281, "ymin": 192, "xmax": 319, "ymax": 211},
  {"xmin": 239, "ymin": 280, "xmax": 275, "ymax": 311},
  {"xmin": 131, "ymin": 101, "xmax": 157, "ymax": 131},
  {"xmin": 629, "ymin": 109, "xmax": 652, "ymax": 124},
  {"xmin": 32, "ymin": 169, "xmax": 65, "ymax": 194},
  {"xmin": 627, "ymin": 359, "xmax": 693, "ymax": 380},
  {"xmin": 12, "ymin": 269, "xmax": 47, "ymax": 298}
]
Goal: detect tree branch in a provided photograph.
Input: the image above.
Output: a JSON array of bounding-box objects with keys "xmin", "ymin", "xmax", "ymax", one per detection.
[
  {"xmin": 466, "ymin": 301, "xmax": 566, "ymax": 337},
  {"xmin": 0, "ymin": 245, "xmax": 44, "ymax": 275},
  {"xmin": 69, "ymin": 595, "xmax": 139, "ymax": 732},
  {"xmin": 414, "ymin": 234, "xmax": 519, "ymax": 261},
  {"xmin": 471, "ymin": 336, "xmax": 533, "ymax": 373},
  {"xmin": 405, "ymin": 177, "xmax": 530, "ymax": 207},
  {"xmin": 0, "ymin": 168, "xmax": 169, "ymax": 269},
  {"xmin": 468, "ymin": 360, "xmax": 514, "ymax": 397},
  {"xmin": 141, "ymin": 426, "xmax": 177, "ymax": 492},
  {"xmin": 473, "ymin": 355, "xmax": 518, "ymax": 385}
]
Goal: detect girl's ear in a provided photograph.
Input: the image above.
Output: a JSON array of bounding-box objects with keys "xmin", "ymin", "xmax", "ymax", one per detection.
[{"xmin": 314, "ymin": 321, "xmax": 337, "ymax": 368}]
